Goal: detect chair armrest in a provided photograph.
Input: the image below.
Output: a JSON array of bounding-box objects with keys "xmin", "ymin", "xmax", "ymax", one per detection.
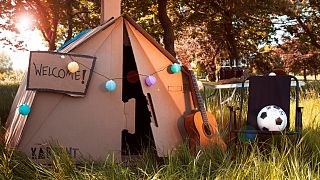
[{"xmin": 227, "ymin": 105, "xmax": 240, "ymax": 112}]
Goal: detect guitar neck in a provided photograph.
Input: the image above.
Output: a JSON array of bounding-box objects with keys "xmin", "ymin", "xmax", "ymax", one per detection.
[{"xmin": 189, "ymin": 70, "xmax": 209, "ymax": 124}]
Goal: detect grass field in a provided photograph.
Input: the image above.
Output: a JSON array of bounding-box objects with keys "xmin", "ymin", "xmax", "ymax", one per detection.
[{"xmin": 0, "ymin": 81, "xmax": 320, "ymax": 179}]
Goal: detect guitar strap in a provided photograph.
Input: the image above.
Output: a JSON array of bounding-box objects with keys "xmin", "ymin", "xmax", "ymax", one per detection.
[
  {"xmin": 186, "ymin": 70, "xmax": 200, "ymax": 111},
  {"xmin": 176, "ymin": 51, "xmax": 200, "ymax": 111}
]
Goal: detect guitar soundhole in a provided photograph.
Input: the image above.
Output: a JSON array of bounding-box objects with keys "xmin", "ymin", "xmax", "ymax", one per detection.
[{"xmin": 203, "ymin": 124, "xmax": 213, "ymax": 137}]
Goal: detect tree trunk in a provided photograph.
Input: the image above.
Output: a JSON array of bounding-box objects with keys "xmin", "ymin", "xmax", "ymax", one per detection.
[
  {"xmin": 48, "ymin": 15, "xmax": 58, "ymax": 51},
  {"xmin": 65, "ymin": 0, "xmax": 73, "ymax": 43},
  {"xmin": 224, "ymin": 10, "xmax": 240, "ymax": 67},
  {"xmin": 157, "ymin": 0, "xmax": 175, "ymax": 57},
  {"xmin": 303, "ymin": 68, "xmax": 307, "ymax": 81},
  {"xmin": 48, "ymin": 41, "xmax": 56, "ymax": 51},
  {"xmin": 27, "ymin": 1, "xmax": 57, "ymax": 51}
]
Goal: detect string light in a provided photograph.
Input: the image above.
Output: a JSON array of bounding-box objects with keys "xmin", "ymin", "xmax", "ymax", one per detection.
[
  {"xmin": 67, "ymin": 61, "xmax": 80, "ymax": 73},
  {"xmin": 105, "ymin": 80, "xmax": 117, "ymax": 91},
  {"xmin": 19, "ymin": 104, "xmax": 31, "ymax": 116},
  {"xmin": 17, "ymin": 54, "xmax": 184, "ymax": 115},
  {"xmin": 170, "ymin": 63, "xmax": 181, "ymax": 73},
  {"xmin": 66, "ymin": 55, "xmax": 181, "ymax": 82},
  {"xmin": 145, "ymin": 75, "xmax": 157, "ymax": 87}
]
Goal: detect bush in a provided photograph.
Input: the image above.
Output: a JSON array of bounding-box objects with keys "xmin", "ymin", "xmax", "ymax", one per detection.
[{"xmin": 0, "ymin": 82, "xmax": 19, "ymax": 126}]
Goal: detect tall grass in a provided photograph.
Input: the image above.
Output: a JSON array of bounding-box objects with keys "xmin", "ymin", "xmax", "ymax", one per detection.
[
  {"xmin": 0, "ymin": 81, "xmax": 320, "ymax": 179},
  {"xmin": 2, "ymin": 136, "xmax": 320, "ymax": 179}
]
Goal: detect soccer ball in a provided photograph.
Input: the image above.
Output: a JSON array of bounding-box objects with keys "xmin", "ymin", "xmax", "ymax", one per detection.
[{"xmin": 257, "ymin": 105, "xmax": 287, "ymax": 131}]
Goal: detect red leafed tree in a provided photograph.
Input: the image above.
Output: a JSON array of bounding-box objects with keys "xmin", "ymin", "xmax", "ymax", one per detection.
[{"xmin": 1, "ymin": 0, "xmax": 100, "ymax": 51}]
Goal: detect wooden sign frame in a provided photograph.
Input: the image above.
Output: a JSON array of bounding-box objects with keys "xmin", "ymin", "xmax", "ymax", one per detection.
[{"xmin": 27, "ymin": 51, "xmax": 96, "ymax": 95}]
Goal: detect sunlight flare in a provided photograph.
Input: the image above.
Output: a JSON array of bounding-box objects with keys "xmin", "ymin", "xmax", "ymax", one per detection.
[{"xmin": 16, "ymin": 16, "xmax": 32, "ymax": 32}]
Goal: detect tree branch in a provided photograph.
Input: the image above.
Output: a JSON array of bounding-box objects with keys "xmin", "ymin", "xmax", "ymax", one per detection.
[
  {"xmin": 296, "ymin": 14, "xmax": 320, "ymax": 49},
  {"xmin": 183, "ymin": 0, "xmax": 206, "ymax": 15}
]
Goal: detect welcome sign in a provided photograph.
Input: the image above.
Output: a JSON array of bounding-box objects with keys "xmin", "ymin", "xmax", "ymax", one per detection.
[{"xmin": 27, "ymin": 51, "xmax": 96, "ymax": 95}]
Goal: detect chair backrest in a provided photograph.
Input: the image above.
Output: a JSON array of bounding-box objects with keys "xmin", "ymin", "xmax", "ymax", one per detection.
[{"xmin": 245, "ymin": 76, "xmax": 291, "ymax": 130}]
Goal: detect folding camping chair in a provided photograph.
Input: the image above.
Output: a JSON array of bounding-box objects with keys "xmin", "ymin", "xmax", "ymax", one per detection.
[{"xmin": 228, "ymin": 75, "xmax": 303, "ymax": 146}]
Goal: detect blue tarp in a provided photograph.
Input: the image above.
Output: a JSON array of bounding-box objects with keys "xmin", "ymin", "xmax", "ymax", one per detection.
[{"xmin": 57, "ymin": 29, "xmax": 92, "ymax": 51}]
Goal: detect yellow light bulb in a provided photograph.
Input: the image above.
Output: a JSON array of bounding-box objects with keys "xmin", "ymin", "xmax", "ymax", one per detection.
[{"xmin": 67, "ymin": 61, "xmax": 79, "ymax": 73}]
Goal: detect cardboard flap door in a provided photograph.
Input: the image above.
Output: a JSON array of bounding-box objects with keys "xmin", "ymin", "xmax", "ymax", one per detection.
[
  {"xmin": 125, "ymin": 21, "xmax": 193, "ymax": 156},
  {"xmin": 124, "ymin": 98, "xmax": 135, "ymax": 134}
]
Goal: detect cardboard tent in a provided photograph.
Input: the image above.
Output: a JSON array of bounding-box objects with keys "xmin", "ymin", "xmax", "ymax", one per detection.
[{"xmin": 5, "ymin": 14, "xmax": 194, "ymax": 161}]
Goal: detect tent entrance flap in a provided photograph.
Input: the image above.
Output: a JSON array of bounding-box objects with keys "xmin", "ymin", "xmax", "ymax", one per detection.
[{"xmin": 121, "ymin": 42, "xmax": 156, "ymax": 155}]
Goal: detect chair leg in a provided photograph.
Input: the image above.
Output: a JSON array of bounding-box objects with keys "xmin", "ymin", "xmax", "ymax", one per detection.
[
  {"xmin": 296, "ymin": 107, "xmax": 303, "ymax": 140},
  {"xmin": 234, "ymin": 109, "xmax": 238, "ymax": 129},
  {"xmin": 228, "ymin": 106, "xmax": 239, "ymax": 151},
  {"xmin": 228, "ymin": 107, "xmax": 234, "ymax": 151}
]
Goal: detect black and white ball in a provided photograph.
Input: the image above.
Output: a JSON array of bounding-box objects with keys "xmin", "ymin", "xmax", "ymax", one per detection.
[{"xmin": 257, "ymin": 105, "xmax": 287, "ymax": 131}]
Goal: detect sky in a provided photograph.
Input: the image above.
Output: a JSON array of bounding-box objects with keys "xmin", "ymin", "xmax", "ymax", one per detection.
[{"xmin": 0, "ymin": 17, "xmax": 47, "ymax": 71}]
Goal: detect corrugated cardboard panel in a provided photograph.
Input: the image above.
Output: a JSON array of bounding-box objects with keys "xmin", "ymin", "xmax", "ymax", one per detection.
[
  {"xmin": 5, "ymin": 76, "xmax": 36, "ymax": 148},
  {"xmin": 18, "ymin": 18, "xmax": 125, "ymax": 161},
  {"xmin": 126, "ymin": 21, "xmax": 193, "ymax": 156},
  {"xmin": 5, "ymin": 17, "xmax": 118, "ymax": 150},
  {"xmin": 62, "ymin": 18, "xmax": 117, "ymax": 53}
]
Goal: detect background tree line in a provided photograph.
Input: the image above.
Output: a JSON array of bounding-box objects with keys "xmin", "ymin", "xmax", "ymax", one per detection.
[{"xmin": 1, "ymin": 0, "xmax": 319, "ymax": 80}]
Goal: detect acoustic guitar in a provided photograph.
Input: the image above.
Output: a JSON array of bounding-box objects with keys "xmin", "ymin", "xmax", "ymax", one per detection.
[{"xmin": 178, "ymin": 52, "xmax": 227, "ymax": 151}]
